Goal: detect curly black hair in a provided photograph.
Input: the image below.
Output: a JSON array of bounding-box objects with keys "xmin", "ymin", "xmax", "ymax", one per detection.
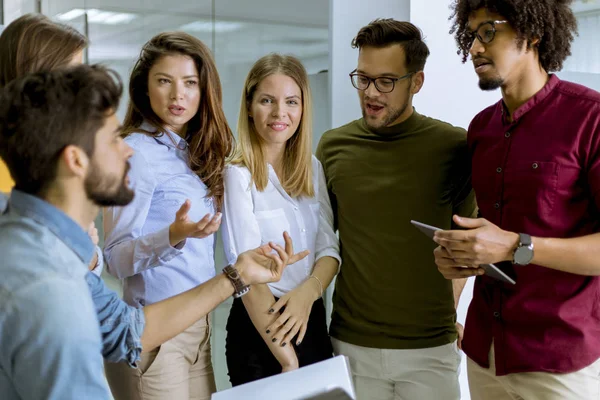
[{"xmin": 449, "ymin": 0, "xmax": 578, "ymax": 72}]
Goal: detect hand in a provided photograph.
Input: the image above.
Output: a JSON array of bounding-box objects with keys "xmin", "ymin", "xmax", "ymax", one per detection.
[
  {"xmin": 87, "ymin": 222, "xmax": 99, "ymax": 246},
  {"xmin": 236, "ymin": 232, "xmax": 310, "ymax": 286},
  {"xmin": 266, "ymin": 279, "xmax": 319, "ymax": 347},
  {"xmin": 434, "ymin": 245, "xmax": 484, "ymax": 279},
  {"xmin": 456, "ymin": 322, "xmax": 464, "ymax": 350},
  {"xmin": 433, "ymin": 215, "xmax": 519, "ymax": 266},
  {"xmin": 169, "ymin": 199, "xmax": 221, "ymax": 247}
]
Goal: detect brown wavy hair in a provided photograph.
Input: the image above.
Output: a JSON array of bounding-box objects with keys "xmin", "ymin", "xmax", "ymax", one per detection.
[
  {"xmin": 230, "ymin": 53, "xmax": 314, "ymax": 198},
  {"xmin": 123, "ymin": 32, "xmax": 234, "ymax": 209},
  {"xmin": 450, "ymin": 0, "xmax": 578, "ymax": 72},
  {"xmin": 0, "ymin": 13, "xmax": 87, "ymax": 88},
  {"xmin": 352, "ymin": 19, "xmax": 430, "ymax": 72}
]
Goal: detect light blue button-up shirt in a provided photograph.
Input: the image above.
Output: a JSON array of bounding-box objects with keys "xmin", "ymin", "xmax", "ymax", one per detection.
[
  {"xmin": 0, "ymin": 190, "xmax": 110, "ymax": 399},
  {"xmin": 103, "ymin": 125, "xmax": 216, "ymax": 307}
]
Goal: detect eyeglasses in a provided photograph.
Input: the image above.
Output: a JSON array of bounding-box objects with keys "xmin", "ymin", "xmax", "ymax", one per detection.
[
  {"xmin": 465, "ymin": 20, "xmax": 508, "ymax": 47},
  {"xmin": 349, "ymin": 70, "xmax": 414, "ymax": 93}
]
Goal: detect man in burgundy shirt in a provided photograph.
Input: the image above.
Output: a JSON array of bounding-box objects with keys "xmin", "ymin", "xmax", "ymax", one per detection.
[{"xmin": 433, "ymin": 1, "xmax": 600, "ymax": 399}]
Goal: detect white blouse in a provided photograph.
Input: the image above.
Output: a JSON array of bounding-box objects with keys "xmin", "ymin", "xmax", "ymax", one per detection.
[{"xmin": 222, "ymin": 156, "xmax": 341, "ymax": 297}]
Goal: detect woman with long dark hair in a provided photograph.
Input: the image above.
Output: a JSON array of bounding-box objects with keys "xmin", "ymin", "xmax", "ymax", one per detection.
[{"xmin": 103, "ymin": 32, "xmax": 233, "ymax": 400}]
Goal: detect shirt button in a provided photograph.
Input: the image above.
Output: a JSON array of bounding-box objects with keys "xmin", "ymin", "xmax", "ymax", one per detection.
[
  {"xmin": 494, "ymin": 202, "xmax": 500, "ymax": 209},
  {"xmin": 505, "ymin": 132, "xmax": 511, "ymax": 138},
  {"xmin": 301, "ymin": 228, "xmax": 306, "ymax": 233},
  {"xmin": 493, "ymin": 311, "xmax": 500, "ymax": 318},
  {"xmin": 532, "ymin": 162, "xmax": 539, "ymax": 169},
  {"xmin": 496, "ymin": 167, "xmax": 502, "ymax": 173}
]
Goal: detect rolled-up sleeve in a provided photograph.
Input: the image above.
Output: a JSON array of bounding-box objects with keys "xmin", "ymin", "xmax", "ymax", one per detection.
[
  {"xmin": 86, "ymin": 272, "xmax": 145, "ymax": 366},
  {"xmin": 314, "ymin": 159, "xmax": 341, "ymax": 272},
  {"xmin": 103, "ymin": 148, "xmax": 184, "ymax": 279}
]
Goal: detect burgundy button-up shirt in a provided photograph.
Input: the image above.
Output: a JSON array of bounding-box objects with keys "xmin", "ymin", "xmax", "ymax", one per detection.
[{"xmin": 463, "ymin": 75, "xmax": 600, "ymax": 375}]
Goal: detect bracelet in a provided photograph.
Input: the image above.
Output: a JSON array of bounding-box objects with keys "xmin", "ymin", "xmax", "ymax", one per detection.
[{"xmin": 309, "ymin": 275, "xmax": 323, "ymax": 298}]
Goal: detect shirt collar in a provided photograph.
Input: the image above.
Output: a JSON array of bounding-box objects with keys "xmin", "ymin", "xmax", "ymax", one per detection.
[
  {"xmin": 8, "ymin": 189, "xmax": 95, "ymax": 265},
  {"xmin": 502, "ymin": 74, "xmax": 560, "ymax": 123},
  {"xmin": 140, "ymin": 121, "xmax": 189, "ymax": 150}
]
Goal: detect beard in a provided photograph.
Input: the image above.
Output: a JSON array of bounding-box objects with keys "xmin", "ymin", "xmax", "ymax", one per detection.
[
  {"xmin": 84, "ymin": 161, "xmax": 134, "ymax": 207},
  {"xmin": 478, "ymin": 74, "xmax": 503, "ymax": 91},
  {"xmin": 362, "ymin": 86, "xmax": 411, "ymax": 131}
]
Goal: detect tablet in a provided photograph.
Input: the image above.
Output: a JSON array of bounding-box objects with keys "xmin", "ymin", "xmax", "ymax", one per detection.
[{"xmin": 410, "ymin": 220, "xmax": 516, "ymax": 285}]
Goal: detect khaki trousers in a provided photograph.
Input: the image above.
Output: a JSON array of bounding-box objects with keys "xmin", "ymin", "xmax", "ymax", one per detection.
[
  {"xmin": 332, "ymin": 337, "xmax": 461, "ymax": 400},
  {"xmin": 105, "ymin": 315, "xmax": 216, "ymax": 400},
  {"xmin": 468, "ymin": 344, "xmax": 600, "ymax": 400}
]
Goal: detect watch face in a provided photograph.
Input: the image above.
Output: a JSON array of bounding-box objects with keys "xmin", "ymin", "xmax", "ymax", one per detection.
[{"xmin": 515, "ymin": 246, "xmax": 533, "ymax": 265}]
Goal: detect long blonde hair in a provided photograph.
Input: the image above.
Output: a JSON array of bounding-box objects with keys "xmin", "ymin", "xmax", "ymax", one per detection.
[{"xmin": 231, "ymin": 53, "xmax": 314, "ymax": 198}]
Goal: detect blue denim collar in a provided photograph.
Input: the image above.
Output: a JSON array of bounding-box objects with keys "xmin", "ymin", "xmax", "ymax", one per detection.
[{"xmin": 9, "ymin": 189, "xmax": 95, "ymax": 265}]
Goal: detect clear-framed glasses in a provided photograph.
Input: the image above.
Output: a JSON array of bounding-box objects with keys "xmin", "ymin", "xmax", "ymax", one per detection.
[
  {"xmin": 466, "ymin": 20, "xmax": 508, "ymax": 47},
  {"xmin": 349, "ymin": 70, "xmax": 414, "ymax": 93}
]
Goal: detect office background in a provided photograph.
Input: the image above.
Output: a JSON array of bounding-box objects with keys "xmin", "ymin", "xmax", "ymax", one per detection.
[{"xmin": 1, "ymin": 0, "xmax": 599, "ymax": 397}]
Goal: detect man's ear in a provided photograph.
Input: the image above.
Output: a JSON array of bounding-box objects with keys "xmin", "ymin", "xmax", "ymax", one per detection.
[
  {"xmin": 411, "ymin": 71, "xmax": 425, "ymax": 95},
  {"xmin": 60, "ymin": 145, "xmax": 89, "ymax": 179}
]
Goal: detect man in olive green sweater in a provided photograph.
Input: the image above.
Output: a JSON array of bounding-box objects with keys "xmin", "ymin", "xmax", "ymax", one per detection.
[{"xmin": 316, "ymin": 19, "xmax": 477, "ymax": 400}]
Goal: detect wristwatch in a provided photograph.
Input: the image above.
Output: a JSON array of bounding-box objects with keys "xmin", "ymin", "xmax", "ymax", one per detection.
[
  {"xmin": 223, "ymin": 265, "xmax": 250, "ymax": 298},
  {"xmin": 513, "ymin": 233, "xmax": 534, "ymax": 265}
]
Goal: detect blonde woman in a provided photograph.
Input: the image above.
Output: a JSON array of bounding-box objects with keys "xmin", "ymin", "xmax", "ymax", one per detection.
[{"xmin": 222, "ymin": 54, "xmax": 340, "ymax": 385}]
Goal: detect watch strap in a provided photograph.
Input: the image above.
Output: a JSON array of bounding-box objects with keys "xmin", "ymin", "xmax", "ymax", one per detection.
[
  {"xmin": 223, "ymin": 265, "xmax": 250, "ymax": 298},
  {"xmin": 519, "ymin": 233, "xmax": 532, "ymax": 247}
]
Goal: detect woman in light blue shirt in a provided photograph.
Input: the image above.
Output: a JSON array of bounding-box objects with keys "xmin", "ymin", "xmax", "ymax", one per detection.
[{"xmin": 103, "ymin": 32, "xmax": 233, "ymax": 400}]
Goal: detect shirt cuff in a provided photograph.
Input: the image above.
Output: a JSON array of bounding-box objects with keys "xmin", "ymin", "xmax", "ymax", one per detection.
[
  {"xmin": 315, "ymin": 250, "xmax": 342, "ymax": 274},
  {"xmin": 152, "ymin": 226, "xmax": 185, "ymax": 263},
  {"xmin": 90, "ymin": 246, "xmax": 104, "ymax": 277},
  {"xmin": 125, "ymin": 307, "xmax": 146, "ymax": 368}
]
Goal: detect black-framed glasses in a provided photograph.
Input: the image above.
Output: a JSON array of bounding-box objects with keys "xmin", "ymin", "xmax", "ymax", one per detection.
[
  {"xmin": 349, "ymin": 70, "xmax": 414, "ymax": 93},
  {"xmin": 466, "ymin": 20, "xmax": 508, "ymax": 47}
]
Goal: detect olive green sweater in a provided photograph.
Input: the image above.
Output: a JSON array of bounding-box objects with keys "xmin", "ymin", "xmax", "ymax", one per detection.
[{"xmin": 316, "ymin": 110, "xmax": 477, "ymax": 349}]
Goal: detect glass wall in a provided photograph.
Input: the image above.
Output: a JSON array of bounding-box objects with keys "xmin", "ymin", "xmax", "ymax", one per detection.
[{"xmin": 39, "ymin": 0, "xmax": 329, "ymax": 391}]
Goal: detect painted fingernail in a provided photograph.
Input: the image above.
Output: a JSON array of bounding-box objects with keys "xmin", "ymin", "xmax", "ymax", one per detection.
[
  {"xmin": 272, "ymin": 338, "xmax": 277, "ymax": 343},
  {"xmin": 296, "ymin": 341, "xmax": 301, "ymax": 346},
  {"xmin": 281, "ymin": 342, "xmax": 287, "ymax": 347},
  {"xmin": 266, "ymin": 329, "xmax": 270, "ymax": 334},
  {"xmin": 268, "ymin": 309, "xmax": 274, "ymax": 313}
]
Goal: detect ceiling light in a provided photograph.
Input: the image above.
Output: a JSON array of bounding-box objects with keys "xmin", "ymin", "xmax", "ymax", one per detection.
[
  {"xmin": 56, "ymin": 8, "xmax": 137, "ymax": 25},
  {"xmin": 181, "ymin": 20, "xmax": 244, "ymax": 33}
]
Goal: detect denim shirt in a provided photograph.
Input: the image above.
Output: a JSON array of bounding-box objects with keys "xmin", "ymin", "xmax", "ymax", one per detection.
[
  {"xmin": 0, "ymin": 190, "xmax": 110, "ymax": 399},
  {"xmin": 0, "ymin": 192, "xmax": 145, "ymax": 369},
  {"xmin": 103, "ymin": 125, "xmax": 216, "ymax": 307}
]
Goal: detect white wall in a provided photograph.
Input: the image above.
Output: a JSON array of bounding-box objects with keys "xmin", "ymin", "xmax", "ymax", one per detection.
[
  {"xmin": 329, "ymin": 0, "xmax": 410, "ymax": 129},
  {"xmin": 410, "ymin": 0, "xmax": 499, "ymax": 129}
]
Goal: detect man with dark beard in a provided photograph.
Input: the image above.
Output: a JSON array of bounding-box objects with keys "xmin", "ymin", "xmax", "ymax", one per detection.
[
  {"xmin": 0, "ymin": 65, "xmax": 305, "ymax": 400},
  {"xmin": 316, "ymin": 19, "xmax": 476, "ymax": 400},
  {"xmin": 433, "ymin": 1, "xmax": 600, "ymax": 399}
]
